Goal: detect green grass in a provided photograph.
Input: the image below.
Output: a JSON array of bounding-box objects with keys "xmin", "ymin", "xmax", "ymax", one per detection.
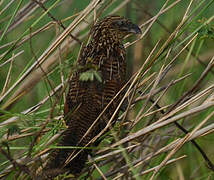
[{"xmin": 0, "ymin": 0, "xmax": 214, "ymax": 179}]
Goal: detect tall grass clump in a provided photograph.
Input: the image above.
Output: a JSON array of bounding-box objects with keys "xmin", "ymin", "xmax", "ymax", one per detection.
[{"xmin": 0, "ymin": 0, "xmax": 214, "ymax": 179}]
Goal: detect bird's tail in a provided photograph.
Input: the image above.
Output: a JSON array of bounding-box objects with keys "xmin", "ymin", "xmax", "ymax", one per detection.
[{"xmin": 41, "ymin": 127, "xmax": 91, "ymax": 179}]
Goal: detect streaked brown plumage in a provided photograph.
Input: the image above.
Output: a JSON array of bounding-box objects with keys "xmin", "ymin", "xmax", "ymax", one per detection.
[{"xmin": 42, "ymin": 15, "xmax": 141, "ymax": 178}]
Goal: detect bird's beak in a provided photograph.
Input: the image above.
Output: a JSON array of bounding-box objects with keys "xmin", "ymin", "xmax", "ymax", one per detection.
[{"xmin": 127, "ymin": 23, "xmax": 142, "ymax": 34}]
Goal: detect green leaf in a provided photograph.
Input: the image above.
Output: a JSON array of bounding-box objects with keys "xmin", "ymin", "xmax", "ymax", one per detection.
[
  {"xmin": 79, "ymin": 70, "xmax": 93, "ymax": 81},
  {"xmin": 79, "ymin": 69, "xmax": 102, "ymax": 82},
  {"xmin": 190, "ymin": 18, "xmax": 214, "ymax": 40},
  {"xmin": 94, "ymin": 71, "xmax": 102, "ymax": 82}
]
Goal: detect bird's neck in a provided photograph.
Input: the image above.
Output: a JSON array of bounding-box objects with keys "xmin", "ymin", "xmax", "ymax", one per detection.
[
  {"xmin": 90, "ymin": 32, "xmax": 124, "ymax": 57},
  {"xmin": 92, "ymin": 28, "xmax": 123, "ymax": 47},
  {"xmin": 90, "ymin": 39, "xmax": 124, "ymax": 60}
]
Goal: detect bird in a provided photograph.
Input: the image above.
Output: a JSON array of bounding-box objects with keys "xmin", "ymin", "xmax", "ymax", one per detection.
[{"xmin": 41, "ymin": 15, "xmax": 141, "ymax": 179}]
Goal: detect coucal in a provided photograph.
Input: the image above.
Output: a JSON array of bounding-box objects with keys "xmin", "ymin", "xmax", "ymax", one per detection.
[{"xmin": 42, "ymin": 15, "xmax": 141, "ymax": 178}]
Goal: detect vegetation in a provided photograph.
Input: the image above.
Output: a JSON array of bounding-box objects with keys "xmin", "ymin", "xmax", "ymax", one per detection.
[{"xmin": 0, "ymin": 0, "xmax": 214, "ymax": 179}]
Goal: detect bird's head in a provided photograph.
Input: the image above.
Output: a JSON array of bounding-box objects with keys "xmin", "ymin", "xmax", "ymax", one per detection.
[{"xmin": 91, "ymin": 15, "xmax": 142, "ymax": 43}]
